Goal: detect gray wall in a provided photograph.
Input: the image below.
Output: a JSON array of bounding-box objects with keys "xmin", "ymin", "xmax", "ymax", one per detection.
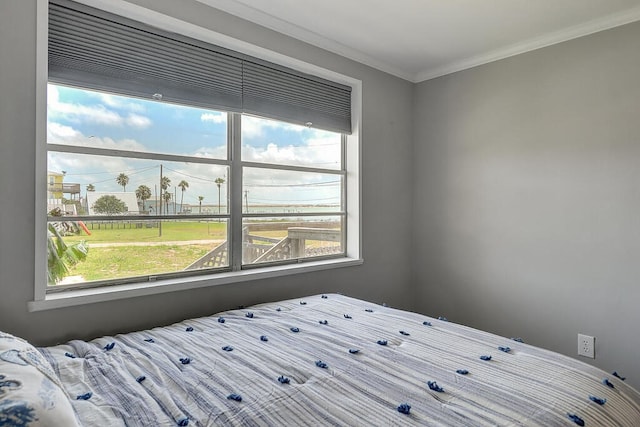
[
  {"xmin": 0, "ymin": 0, "xmax": 414, "ymax": 345},
  {"xmin": 413, "ymin": 22, "xmax": 640, "ymax": 390}
]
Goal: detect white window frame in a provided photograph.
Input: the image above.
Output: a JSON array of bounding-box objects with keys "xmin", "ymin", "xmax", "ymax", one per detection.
[{"xmin": 30, "ymin": 0, "xmax": 362, "ymax": 311}]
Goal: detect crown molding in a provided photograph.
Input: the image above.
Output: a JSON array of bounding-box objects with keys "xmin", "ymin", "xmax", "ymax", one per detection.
[
  {"xmin": 194, "ymin": 0, "xmax": 415, "ymax": 81},
  {"xmin": 413, "ymin": 5, "xmax": 640, "ymax": 82},
  {"xmin": 198, "ymin": 0, "xmax": 640, "ymax": 84}
]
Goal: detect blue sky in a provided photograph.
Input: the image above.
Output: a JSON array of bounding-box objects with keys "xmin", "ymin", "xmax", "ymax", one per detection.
[{"xmin": 47, "ymin": 84, "xmax": 342, "ymax": 209}]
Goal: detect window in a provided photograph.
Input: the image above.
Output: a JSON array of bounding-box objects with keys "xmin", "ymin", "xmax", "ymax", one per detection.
[
  {"xmin": 47, "ymin": 84, "xmax": 232, "ymax": 286},
  {"xmin": 35, "ymin": 0, "xmax": 361, "ymax": 307},
  {"xmin": 47, "ymin": 85, "xmax": 345, "ymax": 287},
  {"xmin": 240, "ymin": 116, "xmax": 345, "ymax": 267}
]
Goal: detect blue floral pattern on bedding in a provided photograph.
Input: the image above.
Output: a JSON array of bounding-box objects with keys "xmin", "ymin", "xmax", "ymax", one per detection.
[
  {"xmin": 0, "ymin": 399, "xmax": 37, "ymax": 426},
  {"xmin": 0, "ymin": 332, "xmax": 80, "ymax": 427}
]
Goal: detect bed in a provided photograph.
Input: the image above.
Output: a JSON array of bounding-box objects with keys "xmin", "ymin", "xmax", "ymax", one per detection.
[{"xmin": 2, "ymin": 294, "xmax": 639, "ymax": 426}]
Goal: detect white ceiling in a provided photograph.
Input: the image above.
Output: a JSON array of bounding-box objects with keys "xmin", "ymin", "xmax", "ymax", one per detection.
[{"xmin": 196, "ymin": 0, "xmax": 640, "ymax": 82}]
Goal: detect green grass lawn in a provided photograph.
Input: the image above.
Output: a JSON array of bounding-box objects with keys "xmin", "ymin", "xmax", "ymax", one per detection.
[
  {"xmin": 53, "ymin": 221, "xmax": 226, "ymax": 283},
  {"xmin": 53, "ymin": 220, "xmax": 338, "ymax": 284},
  {"xmin": 64, "ymin": 220, "xmax": 227, "ymax": 243},
  {"xmin": 67, "ymin": 244, "xmax": 215, "ymax": 281}
]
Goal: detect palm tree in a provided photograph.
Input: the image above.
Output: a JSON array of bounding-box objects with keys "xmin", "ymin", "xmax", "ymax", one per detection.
[
  {"xmin": 47, "ymin": 223, "xmax": 88, "ymax": 285},
  {"xmin": 214, "ymin": 177, "xmax": 225, "ymax": 216},
  {"xmin": 163, "ymin": 191, "xmax": 172, "ymax": 214},
  {"xmin": 178, "ymin": 180, "xmax": 189, "ymax": 213},
  {"xmin": 135, "ymin": 185, "xmax": 152, "ymax": 212},
  {"xmin": 198, "ymin": 196, "xmax": 204, "ymax": 214},
  {"xmin": 160, "ymin": 176, "xmax": 171, "ymax": 192},
  {"xmin": 86, "ymin": 184, "xmax": 95, "ymax": 192},
  {"xmin": 157, "ymin": 170, "xmax": 171, "ymax": 216},
  {"xmin": 116, "ymin": 173, "xmax": 129, "ymax": 192}
]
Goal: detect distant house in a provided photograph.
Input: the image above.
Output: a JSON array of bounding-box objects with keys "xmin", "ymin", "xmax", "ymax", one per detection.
[
  {"xmin": 47, "ymin": 171, "xmax": 64, "ymax": 199},
  {"xmin": 47, "ymin": 171, "xmax": 82, "ymax": 215},
  {"xmin": 47, "ymin": 170, "xmax": 81, "ymax": 200},
  {"xmin": 86, "ymin": 192, "xmax": 141, "ymax": 215}
]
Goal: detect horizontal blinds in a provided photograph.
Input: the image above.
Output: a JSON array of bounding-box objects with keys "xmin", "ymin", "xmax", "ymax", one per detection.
[
  {"xmin": 49, "ymin": 1, "xmax": 243, "ymax": 112},
  {"xmin": 48, "ymin": 0, "xmax": 352, "ymax": 134},
  {"xmin": 243, "ymin": 60, "xmax": 352, "ymax": 134}
]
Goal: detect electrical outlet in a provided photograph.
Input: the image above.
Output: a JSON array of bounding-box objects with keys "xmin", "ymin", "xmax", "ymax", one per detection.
[{"xmin": 578, "ymin": 334, "xmax": 595, "ymax": 358}]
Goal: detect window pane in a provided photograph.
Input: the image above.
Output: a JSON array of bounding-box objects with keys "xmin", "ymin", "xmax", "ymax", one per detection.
[
  {"xmin": 48, "ymin": 84, "xmax": 227, "ymax": 159},
  {"xmin": 241, "ymin": 115, "xmax": 341, "ymax": 169},
  {"xmin": 243, "ymin": 167, "xmax": 342, "ymax": 214},
  {"xmin": 242, "ymin": 216, "xmax": 343, "ymax": 265},
  {"xmin": 47, "ymin": 152, "xmax": 228, "ymax": 216},
  {"xmin": 47, "ymin": 219, "xmax": 228, "ymax": 286}
]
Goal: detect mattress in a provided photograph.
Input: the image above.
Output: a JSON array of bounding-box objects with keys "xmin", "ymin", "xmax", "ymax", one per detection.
[{"xmin": 36, "ymin": 294, "xmax": 640, "ymax": 426}]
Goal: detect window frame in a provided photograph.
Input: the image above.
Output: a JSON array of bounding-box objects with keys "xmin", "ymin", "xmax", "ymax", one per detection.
[{"xmin": 31, "ymin": 0, "xmax": 362, "ymax": 311}]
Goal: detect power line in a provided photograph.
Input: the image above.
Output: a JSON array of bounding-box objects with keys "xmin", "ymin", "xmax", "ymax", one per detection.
[
  {"xmin": 88, "ymin": 165, "xmax": 159, "ymax": 185},
  {"xmin": 250, "ymin": 196, "xmax": 340, "ymax": 202},
  {"xmin": 245, "ymin": 180, "xmax": 340, "ymax": 188},
  {"xmin": 163, "ymin": 166, "xmax": 224, "ymax": 184},
  {"xmin": 245, "ymin": 141, "xmax": 340, "ymax": 149},
  {"xmin": 64, "ymin": 165, "xmax": 157, "ymax": 177}
]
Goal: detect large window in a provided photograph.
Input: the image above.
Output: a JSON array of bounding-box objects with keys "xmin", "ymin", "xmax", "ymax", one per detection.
[
  {"xmin": 37, "ymin": 0, "xmax": 360, "ymax": 304},
  {"xmin": 47, "ymin": 85, "xmax": 345, "ymax": 288}
]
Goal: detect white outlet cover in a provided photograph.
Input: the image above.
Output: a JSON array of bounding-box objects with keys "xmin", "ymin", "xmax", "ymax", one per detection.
[{"xmin": 578, "ymin": 333, "xmax": 595, "ymax": 358}]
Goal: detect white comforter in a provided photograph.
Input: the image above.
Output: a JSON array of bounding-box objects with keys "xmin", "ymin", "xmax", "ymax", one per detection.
[{"xmin": 40, "ymin": 294, "xmax": 640, "ymax": 426}]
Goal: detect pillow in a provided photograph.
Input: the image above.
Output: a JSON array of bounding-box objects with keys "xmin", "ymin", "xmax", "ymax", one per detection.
[{"xmin": 1, "ymin": 331, "xmax": 80, "ymax": 426}]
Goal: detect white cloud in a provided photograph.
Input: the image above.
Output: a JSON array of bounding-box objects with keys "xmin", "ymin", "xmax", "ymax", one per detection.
[
  {"xmin": 48, "ymin": 84, "xmax": 60, "ymax": 104},
  {"xmin": 191, "ymin": 145, "xmax": 228, "ymax": 160},
  {"xmin": 201, "ymin": 112, "xmax": 226, "ymax": 124},
  {"xmin": 53, "ymin": 101, "xmax": 122, "ymax": 126},
  {"xmin": 241, "ymin": 115, "xmax": 305, "ymax": 139},
  {"xmin": 48, "ymin": 151, "xmax": 134, "ymax": 192},
  {"xmin": 104, "ymin": 138, "xmax": 148, "ymax": 152},
  {"xmin": 126, "ymin": 113, "xmax": 152, "ymax": 129},
  {"xmin": 243, "ymin": 143, "xmax": 295, "ymax": 164},
  {"xmin": 242, "ymin": 136, "xmax": 340, "ymax": 169},
  {"xmin": 242, "ymin": 165, "xmax": 340, "ymax": 206},
  {"xmin": 239, "ymin": 129, "xmax": 342, "ymax": 204},
  {"xmin": 48, "ymin": 122, "xmax": 82, "ymax": 139},
  {"xmin": 48, "ymin": 84, "xmax": 152, "ymax": 128},
  {"xmin": 94, "ymin": 92, "xmax": 147, "ymax": 113},
  {"xmin": 47, "ymin": 121, "xmax": 147, "ymax": 152}
]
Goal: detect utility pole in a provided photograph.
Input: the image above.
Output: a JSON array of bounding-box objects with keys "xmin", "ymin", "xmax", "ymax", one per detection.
[
  {"xmin": 244, "ymin": 190, "xmax": 249, "ymax": 213},
  {"xmin": 158, "ymin": 164, "xmax": 163, "ymax": 237}
]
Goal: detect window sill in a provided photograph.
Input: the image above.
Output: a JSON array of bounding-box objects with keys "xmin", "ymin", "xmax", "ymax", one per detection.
[{"xmin": 28, "ymin": 257, "xmax": 363, "ymax": 311}]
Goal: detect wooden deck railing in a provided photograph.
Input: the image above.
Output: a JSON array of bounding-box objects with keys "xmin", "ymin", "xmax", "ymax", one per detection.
[{"xmin": 185, "ymin": 224, "xmax": 342, "ymax": 270}]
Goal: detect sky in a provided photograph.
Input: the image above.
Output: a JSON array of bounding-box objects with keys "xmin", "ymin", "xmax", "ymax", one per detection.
[{"xmin": 47, "ymin": 84, "xmax": 343, "ymax": 212}]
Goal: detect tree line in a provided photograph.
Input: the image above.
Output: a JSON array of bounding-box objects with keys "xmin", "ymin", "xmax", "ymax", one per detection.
[{"xmin": 89, "ymin": 172, "xmax": 224, "ymax": 215}]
